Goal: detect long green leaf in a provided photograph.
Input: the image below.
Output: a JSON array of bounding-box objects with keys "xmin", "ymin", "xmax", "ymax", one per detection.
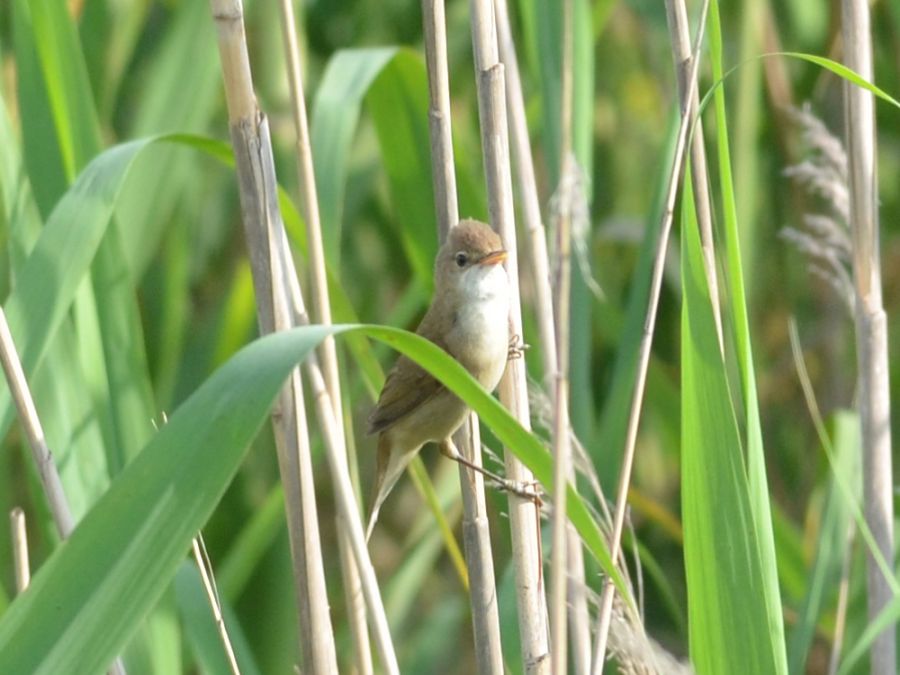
[
  {"xmin": 115, "ymin": 0, "xmax": 221, "ymax": 278},
  {"xmin": 680, "ymin": 174, "xmax": 783, "ymax": 674},
  {"xmin": 0, "ymin": 326, "xmax": 333, "ymax": 674},
  {"xmin": 21, "ymin": 0, "xmax": 159, "ymax": 498},
  {"xmin": 708, "ymin": 0, "xmax": 787, "ymax": 669},
  {"xmin": 311, "ymin": 47, "xmax": 398, "ymax": 270},
  {"xmin": 355, "ymin": 325, "xmax": 625, "ymax": 598},
  {"xmin": 365, "ymin": 48, "xmax": 438, "ymax": 286},
  {"xmin": 0, "ymin": 320, "xmax": 627, "ymax": 673},
  {"xmin": 1, "ymin": 138, "xmax": 157, "ymax": 428},
  {"xmin": 0, "ymin": 62, "xmax": 112, "ymax": 529}
]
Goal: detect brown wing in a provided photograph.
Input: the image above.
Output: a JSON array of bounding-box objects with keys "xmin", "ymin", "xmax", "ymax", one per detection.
[{"xmin": 366, "ymin": 308, "xmax": 450, "ymax": 435}]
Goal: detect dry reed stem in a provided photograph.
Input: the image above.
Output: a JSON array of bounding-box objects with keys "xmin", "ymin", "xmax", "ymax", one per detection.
[
  {"xmin": 592, "ymin": 2, "xmax": 709, "ymax": 670},
  {"xmin": 664, "ymin": 0, "xmax": 723, "ymax": 352},
  {"xmin": 492, "ymin": 1, "xmax": 591, "ymax": 669},
  {"xmin": 841, "ymin": 0, "xmax": 895, "ymax": 670},
  {"xmin": 549, "ymin": 0, "xmax": 574, "ymax": 671},
  {"xmin": 275, "ymin": 3, "xmax": 372, "ymax": 672},
  {"xmin": 276, "ymin": 229, "xmax": 399, "ymax": 674},
  {"xmin": 456, "ymin": 418, "xmax": 504, "ymax": 675},
  {"xmin": 470, "ymin": 0, "xmax": 549, "ymax": 672},
  {"xmin": 0, "ymin": 309, "xmax": 74, "ymax": 537},
  {"xmin": 550, "ymin": 166, "xmax": 573, "ymax": 673},
  {"xmin": 422, "ymin": 0, "xmax": 460, "ymax": 239},
  {"xmin": 10, "ymin": 508, "xmax": 29, "ymax": 593},
  {"xmin": 208, "ymin": 2, "xmax": 338, "ymax": 672},
  {"xmin": 421, "ymin": 2, "xmax": 504, "ymax": 671},
  {"xmin": 492, "ymin": 0, "xmax": 555, "ymax": 382},
  {"xmin": 192, "ymin": 536, "xmax": 240, "ymax": 675},
  {"xmin": 298, "ymin": 348, "xmax": 399, "ymax": 674}
]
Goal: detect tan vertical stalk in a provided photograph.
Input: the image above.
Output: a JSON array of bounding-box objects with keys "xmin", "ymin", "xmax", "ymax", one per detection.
[
  {"xmin": 664, "ymin": 0, "xmax": 723, "ymax": 351},
  {"xmin": 493, "ymin": 2, "xmax": 591, "ymax": 669},
  {"xmin": 492, "ymin": 0, "xmax": 554, "ymax": 377},
  {"xmin": 591, "ymin": 1, "xmax": 709, "ymax": 669},
  {"xmin": 421, "ymin": 2, "xmax": 505, "ymax": 672},
  {"xmin": 275, "ymin": 3, "xmax": 372, "ymax": 673},
  {"xmin": 208, "ymin": 2, "xmax": 338, "ymax": 672},
  {"xmin": 10, "ymin": 508, "xmax": 30, "ymax": 593},
  {"xmin": 456, "ymin": 417, "xmax": 504, "ymax": 675},
  {"xmin": 841, "ymin": 0, "xmax": 895, "ymax": 671},
  {"xmin": 470, "ymin": 1, "xmax": 550, "ymax": 672},
  {"xmin": 276, "ymin": 243, "xmax": 399, "ymax": 674},
  {"xmin": 549, "ymin": 0, "xmax": 576, "ymax": 669},
  {"xmin": 422, "ymin": 0, "xmax": 459, "ymax": 240},
  {"xmin": 0, "ymin": 309, "xmax": 75, "ymax": 538}
]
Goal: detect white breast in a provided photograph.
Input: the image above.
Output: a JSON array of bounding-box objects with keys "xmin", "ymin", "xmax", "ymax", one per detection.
[{"xmin": 452, "ymin": 264, "xmax": 510, "ymax": 392}]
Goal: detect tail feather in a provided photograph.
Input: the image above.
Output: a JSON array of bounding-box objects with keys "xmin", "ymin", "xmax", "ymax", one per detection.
[{"xmin": 365, "ymin": 433, "xmax": 419, "ymax": 542}]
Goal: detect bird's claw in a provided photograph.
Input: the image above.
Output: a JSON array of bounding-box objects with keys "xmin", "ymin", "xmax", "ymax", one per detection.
[
  {"xmin": 508, "ymin": 334, "xmax": 529, "ymax": 361},
  {"xmin": 493, "ymin": 477, "xmax": 543, "ymax": 506}
]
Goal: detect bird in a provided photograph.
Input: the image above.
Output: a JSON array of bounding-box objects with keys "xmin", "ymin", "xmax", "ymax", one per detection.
[{"xmin": 365, "ymin": 219, "xmax": 511, "ymax": 540}]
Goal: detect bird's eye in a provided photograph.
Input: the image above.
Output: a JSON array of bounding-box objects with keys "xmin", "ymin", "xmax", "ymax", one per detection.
[{"xmin": 455, "ymin": 252, "xmax": 468, "ymax": 268}]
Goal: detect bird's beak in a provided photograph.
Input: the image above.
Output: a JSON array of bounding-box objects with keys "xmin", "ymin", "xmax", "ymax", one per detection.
[{"xmin": 478, "ymin": 249, "xmax": 508, "ymax": 266}]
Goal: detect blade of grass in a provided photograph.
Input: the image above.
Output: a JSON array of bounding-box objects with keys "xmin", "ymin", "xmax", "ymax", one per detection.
[
  {"xmin": 787, "ymin": 411, "xmax": 859, "ymax": 674},
  {"xmin": 708, "ymin": 0, "xmax": 787, "ymax": 668},
  {"xmin": 176, "ymin": 564, "xmax": 262, "ymax": 675},
  {"xmin": 310, "ymin": 47, "xmax": 398, "ymax": 271},
  {"xmin": 680, "ymin": 172, "xmax": 785, "ymax": 674}
]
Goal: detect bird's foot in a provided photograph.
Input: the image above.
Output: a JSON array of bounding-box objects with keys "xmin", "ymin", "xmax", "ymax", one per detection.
[
  {"xmin": 440, "ymin": 440, "xmax": 543, "ymax": 505},
  {"xmin": 492, "ymin": 476, "xmax": 543, "ymax": 506},
  {"xmin": 508, "ymin": 333, "xmax": 529, "ymax": 361}
]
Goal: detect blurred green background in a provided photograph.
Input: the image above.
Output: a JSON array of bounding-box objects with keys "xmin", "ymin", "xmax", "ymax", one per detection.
[{"xmin": 1, "ymin": 0, "xmax": 899, "ymax": 672}]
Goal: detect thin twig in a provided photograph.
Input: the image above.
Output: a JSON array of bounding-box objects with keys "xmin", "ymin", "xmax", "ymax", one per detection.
[
  {"xmin": 470, "ymin": 0, "xmax": 549, "ymax": 672},
  {"xmin": 841, "ymin": 0, "xmax": 895, "ymax": 671},
  {"xmin": 275, "ymin": 2, "xmax": 372, "ymax": 672},
  {"xmin": 421, "ymin": 2, "xmax": 505, "ymax": 671},
  {"xmin": 192, "ymin": 535, "xmax": 241, "ymax": 675},
  {"xmin": 10, "ymin": 508, "xmax": 29, "ymax": 593},
  {"xmin": 591, "ymin": 1, "xmax": 710, "ymax": 670}
]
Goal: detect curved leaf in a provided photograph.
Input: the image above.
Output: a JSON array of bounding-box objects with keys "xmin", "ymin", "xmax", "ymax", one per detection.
[
  {"xmin": 0, "ymin": 326, "xmax": 332, "ymax": 674},
  {"xmin": 0, "ymin": 323, "xmax": 628, "ymax": 673}
]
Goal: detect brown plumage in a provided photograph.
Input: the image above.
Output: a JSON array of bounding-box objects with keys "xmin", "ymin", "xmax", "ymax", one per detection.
[{"xmin": 366, "ymin": 219, "xmax": 510, "ymax": 539}]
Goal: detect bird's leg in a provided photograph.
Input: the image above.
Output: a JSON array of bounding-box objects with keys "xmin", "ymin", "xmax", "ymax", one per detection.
[
  {"xmin": 507, "ymin": 333, "xmax": 529, "ymax": 361},
  {"xmin": 439, "ymin": 438, "xmax": 543, "ymax": 505}
]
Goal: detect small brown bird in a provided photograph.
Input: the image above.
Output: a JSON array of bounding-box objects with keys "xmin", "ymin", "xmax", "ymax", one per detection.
[{"xmin": 366, "ymin": 219, "xmax": 511, "ymax": 539}]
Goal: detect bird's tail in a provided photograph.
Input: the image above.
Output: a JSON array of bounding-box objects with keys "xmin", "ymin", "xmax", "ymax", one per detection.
[{"xmin": 366, "ymin": 433, "xmax": 418, "ymax": 542}]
